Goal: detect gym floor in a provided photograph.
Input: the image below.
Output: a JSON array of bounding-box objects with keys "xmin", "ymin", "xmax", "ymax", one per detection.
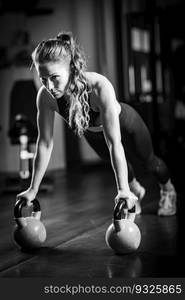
[{"xmin": 0, "ymin": 159, "xmax": 185, "ymax": 279}]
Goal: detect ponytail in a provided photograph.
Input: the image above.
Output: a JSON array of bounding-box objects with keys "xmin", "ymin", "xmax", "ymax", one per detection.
[{"xmin": 32, "ymin": 31, "xmax": 90, "ymax": 136}]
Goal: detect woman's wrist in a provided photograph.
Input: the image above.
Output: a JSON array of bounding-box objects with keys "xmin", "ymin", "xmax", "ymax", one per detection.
[
  {"xmin": 117, "ymin": 189, "xmax": 131, "ymax": 197},
  {"xmin": 29, "ymin": 186, "xmax": 38, "ymax": 196},
  {"xmin": 116, "ymin": 189, "xmax": 138, "ymax": 201}
]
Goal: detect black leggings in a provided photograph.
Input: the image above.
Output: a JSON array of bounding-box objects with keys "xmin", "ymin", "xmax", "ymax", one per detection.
[{"xmin": 84, "ymin": 103, "xmax": 170, "ymax": 184}]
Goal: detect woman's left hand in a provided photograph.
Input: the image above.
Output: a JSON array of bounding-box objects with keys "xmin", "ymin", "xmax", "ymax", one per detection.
[
  {"xmin": 114, "ymin": 190, "xmax": 138, "ymax": 222},
  {"xmin": 115, "ymin": 190, "xmax": 138, "ymax": 210}
]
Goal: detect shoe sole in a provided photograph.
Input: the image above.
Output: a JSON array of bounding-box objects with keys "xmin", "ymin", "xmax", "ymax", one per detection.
[{"xmin": 158, "ymin": 209, "xmax": 176, "ymax": 216}]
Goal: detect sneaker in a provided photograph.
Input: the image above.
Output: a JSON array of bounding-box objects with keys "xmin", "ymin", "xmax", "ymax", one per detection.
[
  {"xmin": 129, "ymin": 179, "xmax": 146, "ymax": 214},
  {"xmin": 158, "ymin": 188, "xmax": 177, "ymax": 216}
]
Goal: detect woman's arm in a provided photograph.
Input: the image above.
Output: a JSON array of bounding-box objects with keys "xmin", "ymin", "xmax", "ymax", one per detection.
[
  {"xmin": 30, "ymin": 87, "xmax": 55, "ymax": 194},
  {"xmin": 96, "ymin": 75, "xmax": 137, "ymax": 207}
]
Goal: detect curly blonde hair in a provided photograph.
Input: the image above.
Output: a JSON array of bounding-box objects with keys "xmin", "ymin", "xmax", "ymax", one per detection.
[{"xmin": 32, "ymin": 32, "xmax": 90, "ymax": 136}]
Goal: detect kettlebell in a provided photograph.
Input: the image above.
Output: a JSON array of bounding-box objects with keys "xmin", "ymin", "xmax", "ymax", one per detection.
[
  {"xmin": 13, "ymin": 197, "xmax": 47, "ymax": 250},
  {"xmin": 105, "ymin": 198, "xmax": 141, "ymax": 254}
]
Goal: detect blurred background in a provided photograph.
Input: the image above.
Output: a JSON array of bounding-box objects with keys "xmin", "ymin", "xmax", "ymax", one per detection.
[{"xmin": 0, "ymin": 0, "xmax": 185, "ymax": 192}]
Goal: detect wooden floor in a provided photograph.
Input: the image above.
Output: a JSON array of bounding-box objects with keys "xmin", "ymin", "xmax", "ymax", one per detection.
[{"xmin": 0, "ymin": 163, "xmax": 185, "ymax": 278}]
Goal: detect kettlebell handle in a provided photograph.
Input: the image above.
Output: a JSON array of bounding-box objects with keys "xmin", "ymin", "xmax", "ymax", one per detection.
[
  {"xmin": 114, "ymin": 198, "xmax": 136, "ymax": 220},
  {"xmin": 14, "ymin": 197, "xmax": 41, "ymax": 219}
]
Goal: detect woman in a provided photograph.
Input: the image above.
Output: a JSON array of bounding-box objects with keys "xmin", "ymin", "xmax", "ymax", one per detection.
[{"xmin": 16, "ymin": 32, "xmax": 176, "ymax": 217}]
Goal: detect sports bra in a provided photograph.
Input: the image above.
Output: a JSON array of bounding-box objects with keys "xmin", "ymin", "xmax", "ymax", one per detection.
[{"xmin": 56, "ymin": 94, "xmax": 102, "ymax": 130}]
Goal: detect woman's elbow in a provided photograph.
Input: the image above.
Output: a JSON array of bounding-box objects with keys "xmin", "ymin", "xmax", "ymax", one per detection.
[
  {"xmin": 38, "ymin": 137, "xmax": 54, "ymax": 150},
  {"xmin": 106, "ymin": 134, "xmax": 121, "ymax": 148}
]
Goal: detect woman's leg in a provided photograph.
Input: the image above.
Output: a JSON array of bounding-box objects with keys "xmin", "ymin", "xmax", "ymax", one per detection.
[{"xmin": 119, "ymin": 103, "xmax": 177, "ymax": 216}]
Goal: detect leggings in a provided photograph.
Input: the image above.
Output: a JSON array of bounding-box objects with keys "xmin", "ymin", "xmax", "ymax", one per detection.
[{"xmin": 84, "ymin": 103, "xmax": 170, "ymax": 184}]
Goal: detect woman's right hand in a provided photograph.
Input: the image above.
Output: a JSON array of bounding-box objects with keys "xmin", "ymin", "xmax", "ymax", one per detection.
[{"xmin": 16, "ymin": 188, "xmax": 37, "ymax": 207}]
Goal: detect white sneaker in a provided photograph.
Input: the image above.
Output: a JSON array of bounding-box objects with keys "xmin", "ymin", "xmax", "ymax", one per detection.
[
  {"xmin": 158, "ymin": 187, "xmax": 177, "ymax": 216},
  {"xmin": 129, "ymin": 179, "xmax": 146, "ymax": 214}
]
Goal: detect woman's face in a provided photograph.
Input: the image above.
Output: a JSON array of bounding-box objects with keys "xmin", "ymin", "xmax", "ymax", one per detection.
[{"xmin": 36, "ymin": 59, "xmax": 71, "ymax": 99}]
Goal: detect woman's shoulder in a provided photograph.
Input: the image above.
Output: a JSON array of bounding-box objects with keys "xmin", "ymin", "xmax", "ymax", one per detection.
[
  {"xmin": 36, "ymin": 86, "xmax": 55, "ymax": 111},
  {"xmin": 85, "ymin": 72, "xmax": 113, "ymax": 92},
  {"xmin": 85, "ymin": 72, "xmax": 118, "ymax": 110},
  {"xmin": 86, "ymin": 71, "xmax": 109, "ymax": 83},
  {"xmin": 37, "ymin": 86, "xmax": 50, "ymax": 98}
]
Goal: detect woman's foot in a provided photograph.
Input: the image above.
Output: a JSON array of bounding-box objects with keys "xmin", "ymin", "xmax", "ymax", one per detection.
[{"xmin": 158, "ymin": 185, "xmax": 177, "ymax": 216}]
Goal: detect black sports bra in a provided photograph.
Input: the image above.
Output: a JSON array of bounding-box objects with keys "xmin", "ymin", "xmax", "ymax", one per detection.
[{"xmin": 56, "ymin": 94, "xmax": 101, "ymax": 128}]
